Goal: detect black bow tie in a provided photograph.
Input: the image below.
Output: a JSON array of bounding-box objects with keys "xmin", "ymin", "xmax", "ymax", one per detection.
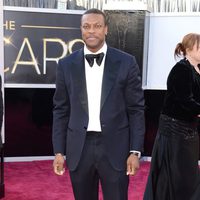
[{"xmin": 85, "ymin": 52, "xmax": 104, "ymax": 67}]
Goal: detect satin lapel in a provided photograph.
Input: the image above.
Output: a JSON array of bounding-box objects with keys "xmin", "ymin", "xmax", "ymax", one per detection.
[
  {"xmin": 71, "ymin": 49, "xmax": 88, "ymax": 115},
  {"xmin": 100, "ymin": 48, "xmax": 120, "ymax": 110}
]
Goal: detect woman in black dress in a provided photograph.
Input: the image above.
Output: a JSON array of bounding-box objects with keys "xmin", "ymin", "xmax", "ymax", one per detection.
[{"xmin": 144, "ymin": 33, "xmax": 200, "ymax": 200}]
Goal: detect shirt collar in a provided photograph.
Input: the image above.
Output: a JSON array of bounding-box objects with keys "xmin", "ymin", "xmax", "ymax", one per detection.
[{"xmin": 84, "ymin": 43, "xmax": 107, "ymax": 55}]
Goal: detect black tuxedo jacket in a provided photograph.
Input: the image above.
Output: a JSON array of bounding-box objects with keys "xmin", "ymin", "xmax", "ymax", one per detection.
[{"xmin": 53, "ymin": 46, "xmax": 145, "ymax": 171}]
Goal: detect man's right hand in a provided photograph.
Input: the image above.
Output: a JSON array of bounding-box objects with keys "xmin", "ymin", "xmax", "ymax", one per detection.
[{"xmin": 53, "ymin": 153, "xmax": 65, "ymax": 175}]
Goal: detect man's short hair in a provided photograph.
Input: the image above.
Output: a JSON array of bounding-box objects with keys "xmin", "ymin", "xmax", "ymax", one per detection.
[{"xmin": 82, "ymin": 8, "xmax": 108, "ymax": 25}]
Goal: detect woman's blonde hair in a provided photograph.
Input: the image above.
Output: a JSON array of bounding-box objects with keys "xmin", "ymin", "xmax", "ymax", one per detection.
[{"xmin": 174, "ymin": 33, "xmax": 200, "ymax": 58}]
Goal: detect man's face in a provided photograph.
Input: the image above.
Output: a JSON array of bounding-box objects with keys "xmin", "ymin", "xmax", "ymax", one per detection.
[{"xmin": 81, "ymin": 13, "xmax": 108, "ymax": 53}]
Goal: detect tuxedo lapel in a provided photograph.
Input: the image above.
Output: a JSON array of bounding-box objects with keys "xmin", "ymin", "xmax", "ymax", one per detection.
[
  {"xmin": 71, "ymin": 49, "xmax": 88, "ymax": 115},
  {"xmin": 100, "ymin": 48, "xmax": 120, "ymax": 110},
  {"xmin": 70, "ymin": 48, "xmax": 121, "ymax": 113}
]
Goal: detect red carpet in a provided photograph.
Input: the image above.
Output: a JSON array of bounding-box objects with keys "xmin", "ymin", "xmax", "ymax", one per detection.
[{"xmin": 3, "ymin": 160, "xmax": 150, "ymax": 200}]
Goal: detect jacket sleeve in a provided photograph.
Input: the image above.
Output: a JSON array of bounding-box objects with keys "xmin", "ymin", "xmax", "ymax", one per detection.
[
  {"xmin": 52, "ymin": 60, "xmax": 70, "ymax": 155},
  {"xmin": 125, "ymin": 56, "xmax": 145, "ymax": 152}
]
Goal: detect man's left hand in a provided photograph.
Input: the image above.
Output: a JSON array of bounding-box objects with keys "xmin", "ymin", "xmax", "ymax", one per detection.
[{"xmin": 126, "ymin": 154, "xmax": 140, "ymax": 176}]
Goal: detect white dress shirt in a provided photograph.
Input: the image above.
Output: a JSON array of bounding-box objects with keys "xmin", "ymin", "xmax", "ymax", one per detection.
[{"xmin": 84, "ymin": 43, "xmax": 107, "ymax": 132}]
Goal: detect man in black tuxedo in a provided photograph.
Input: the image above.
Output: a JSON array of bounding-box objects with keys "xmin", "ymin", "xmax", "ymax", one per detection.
[{"xmin": 52, "ymin": 8, "xmax": 145, "ymax": 200}]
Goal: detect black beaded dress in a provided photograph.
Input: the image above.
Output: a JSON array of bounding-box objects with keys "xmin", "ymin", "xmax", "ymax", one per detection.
[{"xmin": 144, "ymin": 58, "xmax": 200, "ymax": 200}]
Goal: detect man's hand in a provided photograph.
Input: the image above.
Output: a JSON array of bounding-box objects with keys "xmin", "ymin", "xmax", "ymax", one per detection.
[
  {"xmin": 53, "ymin": 153, "xmax": 65, "ymax": 176},
  {"xmin": 126, "ymin": 154, "xmax": 140, "ymax": 176}
]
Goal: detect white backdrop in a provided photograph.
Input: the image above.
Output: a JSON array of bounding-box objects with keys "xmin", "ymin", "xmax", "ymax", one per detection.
[{"xmin": 144, "ymin": 13, "xmax": 200, "ymax": 90}]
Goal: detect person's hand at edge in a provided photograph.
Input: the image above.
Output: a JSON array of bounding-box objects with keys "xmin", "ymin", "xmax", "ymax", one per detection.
[
  {"xmin": 53, "ymin": 153, "xmax": 65, "ymax": 175},
  {"xmin": 126, "ymin": 153, "xmax": 140, "ymax": 176}
]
